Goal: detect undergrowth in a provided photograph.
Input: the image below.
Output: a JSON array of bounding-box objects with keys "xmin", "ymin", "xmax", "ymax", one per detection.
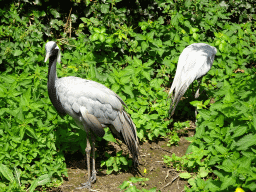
[{"xmin": 0, "ymin": 0, "xmax": 255, "ymax": 191}]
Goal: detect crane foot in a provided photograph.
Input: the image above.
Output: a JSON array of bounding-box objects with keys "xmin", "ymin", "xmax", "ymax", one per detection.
[{"xmin": 76, "ymin": 181, "xmax": 92, "ymax": 189}]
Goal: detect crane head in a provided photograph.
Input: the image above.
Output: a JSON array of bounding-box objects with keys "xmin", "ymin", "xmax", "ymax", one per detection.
[{"xmin": 44, "ymin": 41, "xmax": 61, "ymax": 63}]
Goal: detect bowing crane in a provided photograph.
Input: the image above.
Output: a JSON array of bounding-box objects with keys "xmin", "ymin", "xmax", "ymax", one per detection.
[{"xmin": 168, "ymin": 43, "xmax": 217, "ymax": 117}]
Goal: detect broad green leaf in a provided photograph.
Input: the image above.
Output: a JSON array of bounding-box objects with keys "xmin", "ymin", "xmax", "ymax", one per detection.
[
  {"xmin": 141, "ymin": 41, "xmax": 148, "ymax": 52},
  {"xmin": 93, "ymin": 27, "xmax": 101, "ymax": 33},
  {"xmin": 122, "ymin": 86, "xmax": 134, "ymax": 98},
  {"xmin": 220, "ymin": 176, "xmax": 235, "ymax": 190},
  {"xmin": 236, "ymin": 134, "xmax": 256, "ymax": 151},
  {"xmin": 16, "ymin": 108, "xmax": 24, "ymax": 122},
  {"xmin": 157, "ymin": 48, "xmax": 164, "ymax": 57},
  {"xmin": 14, "ymin": 50, "xmax": 22, "ymax": 56},
  {"xmin": 29, "ymin": 174, "xmax": 51, "ymax": 192},
  {"xmin": 215, "ymin": 145, "xmax": 228, "ymax": 155},
  {"xmin": 179, "ymin": 172, "xmax": 191, "ymax": 179},
  {"xmin": 198, "ymin": 167, "xmax": 208, "ymax": 178},
  {"xmin": 26, "ymin": 127, "xmax": 38, "ymax": 140},
  {"xmin": 120, "ymin": 76, "xmax": 130, "ymax": 84},
  {"xmin": 106, "ymin": 37, "xmax": 114, "ymax": 44},
  {"xmin": 100, "ymin": 28, "xmax": 106, "ymax": 33},
  {"xmin": 103, "ymin": 132, "xmax": 116, "ymax": 142},
  {"xmin": 119, "ymin": 157, "xmax": 128, "ymax": 165},
  {"xmin": 111, "ymin": 84, "xmax": 120, "ymax": 93},
  {"xmin": 231, "ymin": 126, "xmax": 247, "ymax": 138},
  {"xmin": 0, "ymin": 164, "xmax": 14, "ymax": 182},
  {"xmin": 135, "ymin": 34, "xmax": 146, "ymax": 40},
  {"xmin": 91, "ymin": 33, "xmax": 99, "ymax": 41},
  {"xmin": 101, "ymin": 4, "xmax": 110, "ymax": 13},
  {"xmin": 185, "ymin": 0, "xmax": 192, "ymax": 7},
  {"xmin": 146, "ymin": 31, "xmax": 154, "ymax": 42},
  {"xmin": 216, "ymin": 114, "xmax": 224, "ymax": 127},
  {"xmin": 133, "ymin": 57, "xmax": 142, "ymax": 66},
  {"xmin": 99, "ymin": 34, "xmax": 105, "ymax": 42},
  {"xmin": 142, "ymin": 71, "xmax": 151, "ymax": 81}
]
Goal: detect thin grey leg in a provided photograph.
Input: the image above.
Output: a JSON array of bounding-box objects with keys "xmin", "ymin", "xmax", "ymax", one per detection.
[
  {"xmin": 76, "ymin": 137, "xmax": 92, "ymax": 189},
  {"xmin": 194, "ymin": 79, "xmax": 202, "ymax": 120},
  {"xmin": 90, "ymin": 135, "xmax": 97, "ymax": 183}
]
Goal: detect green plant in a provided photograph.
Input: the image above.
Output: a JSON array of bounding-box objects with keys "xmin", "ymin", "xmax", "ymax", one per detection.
[
  {"xmin": 119, "ymin": 177, "xmax": 158, "ymax": 192},
  {"xmin": 101, "ymin": 150, "xmax": 131, "ymax": 174},
  {"xmin": 1, "ymin": 0, "xmax": 255, "ymax": 190},
  {"xmin": 0, "ymin": 164, "xmax": 51, "ymax": 192},
  {"xmin": 167, "ymin": 121, "xmax": 190, "ymax": 146},
  {"xmin": 164, "ymin": 68, "xmax": 256, "ymax": 191}
]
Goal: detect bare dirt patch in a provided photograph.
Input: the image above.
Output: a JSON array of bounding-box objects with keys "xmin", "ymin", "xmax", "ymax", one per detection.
[{"xmin": 55, "ymin": 129, "xmax": 194, "ymax": 192}]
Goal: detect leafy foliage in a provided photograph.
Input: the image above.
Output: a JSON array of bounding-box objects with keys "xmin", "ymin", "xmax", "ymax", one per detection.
[
  {"xmin": 119, "ymin": 177, "xmax": 157, "ymax": 192},
  {"xmin": 0, "ymin": 0, "xmax": 255, "ymax": 191}
]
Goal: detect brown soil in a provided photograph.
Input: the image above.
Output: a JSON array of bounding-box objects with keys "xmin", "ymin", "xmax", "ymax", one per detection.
[{"xmin": 56, "ymin": 129, "xmax": 194, "ymax": 192}]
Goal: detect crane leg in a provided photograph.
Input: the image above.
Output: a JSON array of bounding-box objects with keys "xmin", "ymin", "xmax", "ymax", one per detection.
[
  {"xmin": 194, "ymin": 79, "xmax": 202, "ymax": 120},
  {"xmin": 76, "ymin": 136, "xmax": 92, "ymax": 189},
  {"xmin": 90, "ymin": 135, "xmax": 97, "ymax": 183}
]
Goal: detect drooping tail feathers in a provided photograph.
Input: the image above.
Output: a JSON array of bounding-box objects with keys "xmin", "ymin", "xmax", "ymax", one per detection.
[
  {"xmin": 110, "ymin": 110, "xmax": 139, "ymax": 168},
  {"xmin": 121, "ymin": 111, "xmax": 139, "ymax": 168}
]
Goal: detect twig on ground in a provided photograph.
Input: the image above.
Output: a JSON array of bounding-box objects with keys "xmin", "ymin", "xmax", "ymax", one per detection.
[{"xmin": 161, "ymin": 174, "xmax": 179, "ymax": 190}]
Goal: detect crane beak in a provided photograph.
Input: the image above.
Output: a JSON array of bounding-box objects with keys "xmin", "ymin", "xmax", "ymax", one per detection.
[{"xmin": 44, "ymin": 52, "xmax": 50, "ymax": 62}]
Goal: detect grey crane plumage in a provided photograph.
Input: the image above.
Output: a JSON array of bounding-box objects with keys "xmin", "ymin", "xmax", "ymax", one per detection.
[
  {"xmin": 168, "ymin": 43, "xmax": 217, "ymax": 117},
  {"xmin": 45, "ymin": 41, "xmax": 139, "ymax": 189}
]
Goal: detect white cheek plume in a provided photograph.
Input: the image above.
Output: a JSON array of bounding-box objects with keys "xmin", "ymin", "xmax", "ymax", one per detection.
[{"xmin": 57, "ymin": 50, "xmax": 61, "ymax": 63}]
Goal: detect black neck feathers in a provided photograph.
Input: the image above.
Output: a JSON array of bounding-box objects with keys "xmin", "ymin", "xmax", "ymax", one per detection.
[{"xmin": 47, "ymin": 51, "xmax": 66, "ymax": 117}]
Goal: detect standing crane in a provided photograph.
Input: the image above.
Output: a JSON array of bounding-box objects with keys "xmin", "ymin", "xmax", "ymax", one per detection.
[
  {"xmin": 168, "ymin": 43, "xmax": 217, "ymax": 117},
  {"xmin": 44, "ymin": 41, "xmax": 139, "ymax": 189}
]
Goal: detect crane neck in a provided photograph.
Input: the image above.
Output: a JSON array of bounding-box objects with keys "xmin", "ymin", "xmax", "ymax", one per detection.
[
  {"xmin": 48, "ymin": 55, "xmax": 58, "ymax": 86},
  {"xmin": 47, "ymin": 53, "xmax": 66, "ymax": 117}
]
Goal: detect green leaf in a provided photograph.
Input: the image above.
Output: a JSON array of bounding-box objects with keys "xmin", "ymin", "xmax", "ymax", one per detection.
[
  {"xmin": 103, "ymin": 131, "xmax": 116, "ymax": 142},
  {"xmin": 236, "ymin": 134, "xmax": 256, "ymax": 151},
  {"xmin": 91, "ymin": 33, "xmax": 99, "ymax": 41},
  {"xmin": 14, "ymin": 50, "xmax": 22, "ymax": 56},
  {"xmin": 111, "ymin": 84, "xmax": 120, "ymax": 93},
  {"xmin": 29, "ymin": 174, "xmax": 51, "ymax": 192},
  {"xmin": 142, "ymin": 71, "xmax": 151, "ymax": 81},
  {"xmin": 119, "ymin": 157, "xmax": 128, "ymax": 165},
  {"xmin": 146, "ymin": 31, "xmax": 154, "ymax": 42},
  {"xmin": 216, "ymin": 114, "xmax": 224, "ymax": 127},
  {"xmin": 122, "ymin": 86, "xmax": 134, "ymax": 98},
  {"xmin": 106, "ymin": 37, "xmax": 114, "ymax": 44},
  {"xmin": 220, "ymin": 176, "xmax": 235, "ymax": 190},
  {"xmin": 120, "ymin": 76, "xmax": 130, "ymax": 84},
  {"xmin": 100, "ymin": 28, "xmax": 106, "ymax": 33},
  {"xmin": 93, "ymin": 28, "xmax": 101, "ymax": 33},
  {"xmin": 198, "ymin": 167, "xmax": 208, "ymax": 178},
  {"xmin": 185, "ymin": 0, "xmax": 192, "ymax": 7},
  {"xmin": 99, "ymin": 34, "xmax": 105, "ymax": 42},
  {"xmin": 179, "ymin": 172, "xmax": 191, "ymax": 179},
  {"xmin": 16, "ymin": 108, "xmax": 24, "ymax": 122},
  {"xmin": 0, "ymin": 164, "xmax": 14, "ymax": 182},
  {"xmin": 231, "ymin": 126, "xmax": 247, "ymax": 138},
  {"xmin": 101, "ymin": 4, "xmax": 110, "ymax": 13},
  {"xmin": 135, "ymin": 34, "xmax": 146, "ymax": 41},
  {"xmin": 215, "ymin": 145, "xmax": 228, "ymax": 155},
  {"xmin": 26, "ymin": 127, "xmax": 38, "ymax": 140},
  {"xmin": 141, "ymin": 41, "xmax": 148, "ymax": 52}
]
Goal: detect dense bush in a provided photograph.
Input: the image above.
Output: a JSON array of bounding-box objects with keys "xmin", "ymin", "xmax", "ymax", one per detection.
[{"xmin": 0, "ymin": 0, "xmax": 255, "ymax": 191}]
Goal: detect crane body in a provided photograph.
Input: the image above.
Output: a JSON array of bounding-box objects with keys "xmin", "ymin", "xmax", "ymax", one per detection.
[
  {"xmin": 169, "ymin": 43, "xmax": 217, "ymax": 117},
  {"xmin": 45, "ymin": 41, "xmax": 139, "ymax": 189}
]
